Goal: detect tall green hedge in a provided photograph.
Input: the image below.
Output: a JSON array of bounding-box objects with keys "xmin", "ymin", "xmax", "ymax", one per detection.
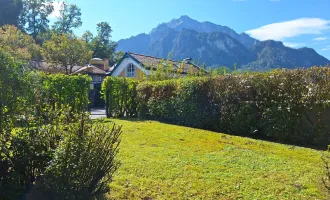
[
  {"xmin": 137, "ymin": 67, "xmax": 330, "ymax": 148},
  {"xmin": 39, "ymin": 73, "xmax": 91, "ymax": 113},
  {"xmin": 102, "ymin": 77, "xmax": 138, "ymax": 118}
]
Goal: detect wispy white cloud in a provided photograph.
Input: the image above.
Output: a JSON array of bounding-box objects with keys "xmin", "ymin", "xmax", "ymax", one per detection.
[
  {"xmin": 48, "ymin": 1, "xmax": 64, "ymax": 19},
  {"xmin": 313, "ymin": 37, "xmax": 327, "ymax": 41},
  {"xmin": 246, "ymin": 18, "xmax": 330, "ymax": 41},
  {"xmin": 322, "ymin": 45, "xmax": 330, "ymax": 51},
  {"xmin": 283, "ymin": 42, "xmax": 305, "ymax": 48}
]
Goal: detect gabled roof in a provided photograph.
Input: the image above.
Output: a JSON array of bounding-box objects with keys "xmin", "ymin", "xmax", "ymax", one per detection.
[
  {"xmin": 29, "ymin": 60, "xmax": 84, "ymax": 74},
  {"xmin": 110, "ymin": 52, "xmax": 201, "ymax": 75},
  {"xmin": 73, "ymin": 65, "xmax": 107, "ymax": 75}
]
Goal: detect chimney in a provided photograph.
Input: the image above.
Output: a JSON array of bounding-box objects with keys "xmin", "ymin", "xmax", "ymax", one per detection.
[
  {"xmin": 103, "ymin": 58, "xmax": 109, "ymax": 71},
  {"xmin": 90, "ymin": 58, "xmax": 104, "ymax": 70}
]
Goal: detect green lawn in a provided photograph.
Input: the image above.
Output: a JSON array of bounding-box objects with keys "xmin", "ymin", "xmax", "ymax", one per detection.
[{"xmin": 105, "ymin": 119, "xmax": 329, "ymax": 199}]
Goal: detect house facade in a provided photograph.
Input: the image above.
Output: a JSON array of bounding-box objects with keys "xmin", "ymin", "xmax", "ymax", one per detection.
[
  {"xmin": 29, "ymin": 52, "xmax": 201, "ymax": 108},
  {"xmin": 109, "ymin": 52, "xmax": 201, "ymax": 80},
  {"xmin": 73, "ymin": 58, "xmax": 110, "ymax": 108}
]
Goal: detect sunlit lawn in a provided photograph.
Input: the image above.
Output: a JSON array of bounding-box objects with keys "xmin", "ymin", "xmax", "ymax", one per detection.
[{"xmin": 105, "ymin": 118, "xmax": 328, "ymax": 199}]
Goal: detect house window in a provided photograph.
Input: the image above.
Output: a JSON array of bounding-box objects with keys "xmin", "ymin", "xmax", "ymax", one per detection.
[
  {"xmin": 126, "ymin": 63, "xmax": 136, "ymax": 77},
  {"xmin": 92, "ymin": 76, "xmax": 102, "ymax": 82}
]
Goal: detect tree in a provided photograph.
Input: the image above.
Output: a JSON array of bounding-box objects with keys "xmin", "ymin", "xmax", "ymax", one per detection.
[
  {"xmin": 0, "ymin": 0, "xmax": 23, "ymax": 27},
  {"xmin": 52, "ymin": 3, "xmax": 82, "ymax": 34},
  {"xmin": 91, "ymin": 22, "xmax": 117, "ymax": 59},
  {"xmin": 0, "ymin": 25, "xmax": 40, "ymax": 61},
  {"xmin": 0, "ymin": 50, "xmax": 24, "ymax": 132},
  {"xmin": 82, "ymin": 30, "xmax": 93, "ymax": 44},
  {"xmin": 19, "ymin": 0, "xmax": 54, "ymax": 40},
  {"xmin": 42, "ymin": 33, "xmax": 93, "ymax": 74},
  {"xmin": 111, "ymin": 51, "xmax": 124, "ymax": 65}
]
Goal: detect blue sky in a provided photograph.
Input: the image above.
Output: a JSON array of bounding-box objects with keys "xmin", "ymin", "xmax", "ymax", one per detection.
[{"xmin": 50, "ymin": 0, "xmax": 330, "ymax": 59}]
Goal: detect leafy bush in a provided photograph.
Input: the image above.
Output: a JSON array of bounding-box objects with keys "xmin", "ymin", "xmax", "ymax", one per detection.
[
  {"xmin": 29, "ymin": 117, "xmax": 122, "ymax": 200},
  {"xmin": 0, "ymin": 51, "xmax": 118, "ymax": 199},
  {"xmin": 102, "ymin": 77, "xmax": 138, "ymax": 118},
  {"xmin": 0, "ymin": 122, "xmax": 62, "ymax": 200},
  {"xmin": 0, "ymin": 51, "xmax": 26, "ymax": 130},
  {"xmin": 31, "ymin": 72, "xmax": 91, "ymax": 114},
  {"xmin": 137, "ymin": 67, "xmax": 330, "ymax": 148}
]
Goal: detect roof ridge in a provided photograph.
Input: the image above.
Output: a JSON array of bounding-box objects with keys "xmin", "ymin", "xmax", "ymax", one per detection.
[{"xmin": 128, "ymin": 52, "xmax": 184, "ymax": 63}]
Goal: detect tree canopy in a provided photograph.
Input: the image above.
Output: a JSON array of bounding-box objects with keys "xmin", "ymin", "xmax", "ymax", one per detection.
[
  {"xmin": 19, "ymin": 0, "xmax": 54, "ymax": 40},
  {"xmin": 0, "ymin": 0, "xmax": 23, "ymax": 27},
  {"xmin": 52, "ymin": 2, "xmax": 82, "ymax": 34},
  {"xmin": 42, "ymin": 33, "xmax": 93, "ymax": 74},
  {"xmin": 90, "ymin": 22, "xmax": 117, "ymax": 59},
  {"xmin": 0, "ymin": 25, "xmax": 39, "ymax": 62}
]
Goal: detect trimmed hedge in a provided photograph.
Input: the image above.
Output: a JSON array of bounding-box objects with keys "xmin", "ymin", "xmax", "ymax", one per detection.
[
  {"xmin": 137, "ymin": 67, "xmax": 330, "ymax": 148},
  {"xmin": 39, "ymin": 73, "xmax": 91, "ymax": 113},
  {"xmin": 102, "ymin": 77, "xmax": 138, "ymax": 118}
]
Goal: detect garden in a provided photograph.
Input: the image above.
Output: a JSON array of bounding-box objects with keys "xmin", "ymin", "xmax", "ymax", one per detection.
[{"xmin": 0, "ymin": 51, "xmax": 121, "ymax": 200}]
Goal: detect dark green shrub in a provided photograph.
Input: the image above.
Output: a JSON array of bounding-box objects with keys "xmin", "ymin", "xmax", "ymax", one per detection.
[
  {"xmin": 34, "ymin": 72, "xmax": 91, "ymax": 114},
  {"xmin": 137, "ymin": 67, "xmax": 330, "ymax": 148},
  {"xmin": 32, "ymin": 116, "xmax": 122, "ymax": 200},
  {"xmin": 102, "ymin": 77, "xmax": 138, "ymax": 117},
  {"xmin": 0, "ymin": 123, "xmax": 62, "ymax": 200},
  {"xmin": 0, "ymin": 51, "xmax": 26, "ymax": 131},
  {"xmin": 0, "ymin": 51, "xmax": 105, "ymax": 199}
]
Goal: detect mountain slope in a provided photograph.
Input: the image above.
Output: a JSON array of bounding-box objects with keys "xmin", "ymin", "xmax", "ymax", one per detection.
[
  {"xmin": 161, "ymin": 15, "xmax": 258, "ymax": 48},
  {"xmin": 168, "ymin": 29, "xmax": 253, "ymax": 67},
  {"xmin": 117, "ymin": 16, "xmax": 330, "ymax": 70},
  {"xmin": 244, "ymin": 40, "xmax": 330, "ymax": 70}
]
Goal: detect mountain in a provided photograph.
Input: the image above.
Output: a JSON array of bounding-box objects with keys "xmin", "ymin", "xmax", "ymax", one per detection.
[
  {"xmin": 117, "ymin": 16, "xmax": 330, "ymax": 70},
  {"xmin": 243, "ymin": 40, "xmax": 330, "ymax": 70},
  {"xmin": 161, "ymin": 15, "xmax": 258, "ymax": 48}
]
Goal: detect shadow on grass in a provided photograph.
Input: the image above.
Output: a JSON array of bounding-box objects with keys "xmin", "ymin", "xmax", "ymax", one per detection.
[{"xmin": 99, "ymin": 117, "xmax": 328, "ymax": 151}]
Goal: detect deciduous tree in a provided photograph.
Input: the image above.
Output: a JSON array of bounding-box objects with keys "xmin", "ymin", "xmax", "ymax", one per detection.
[
  {"xmin": 52, "ymin": 3, "xmax": 82, "ymax": 34},
  {"xmin": 42, "ymin": 33, "xmax": 93, "ymax": 74},
  {"xmin": 19, "ymin": 0, "xmax": 54, "ymax": 40},
  {"xmin": 91, "ymin": 22, "xmax": 117, "ymax": 59},
  {"xmin": 0, "ymin": 25, "xmax": 40, "ymax": 61},
  {"xmin": 0, "ymin": 0, "xmax": 23, "ymax": 27}
]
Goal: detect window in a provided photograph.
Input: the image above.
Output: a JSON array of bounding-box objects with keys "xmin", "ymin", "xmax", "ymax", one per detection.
[
  {"xmin": 126, "ymin": 63, "xmax": 136, "ymax": 77},
  {"xmin": 92, "ymin": 76, "xmax": 102, "ymax": 82}
]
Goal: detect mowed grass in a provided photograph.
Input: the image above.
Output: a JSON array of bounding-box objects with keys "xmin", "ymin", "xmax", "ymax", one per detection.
[{"xmin": 105, "ymin": 119, "xmax": 329, "ymax": 199}]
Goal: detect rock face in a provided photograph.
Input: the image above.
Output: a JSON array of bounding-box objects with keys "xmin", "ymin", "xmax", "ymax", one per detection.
[{"xmin": 117, "ymin": 15, "xmax": 329, "ymax": 70}]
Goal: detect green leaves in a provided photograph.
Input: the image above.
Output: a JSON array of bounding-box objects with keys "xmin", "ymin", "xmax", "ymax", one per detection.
[
  {"xmin": 42, "ymin": 33, "xmax": 93, "ymax": 74},
  {"xmin": 137, "ymin": 67, "xmax": 330, "ymax": 148},
  {"xmin": 102, "ymin": 77, "xmax": 138, "ymax": 118},
  {"xmin": 0, "ymin": 25, "xmax": 40, "ymax": 62},
  {"xmin": 37, "ymin": 118, "xmax": 122, "ymax": 200},
  {"xmin": 88, "ymin": 22, "xmax": 117, "ymax": 59},
  {"xmin": 19, "ymin": 0, "xmax": 54, "ymax": 40},
  {"xmin": 52, "ymin": 3, "xmax": 82, "ymax": 35},
  {"xmin": 0, "ymin": 58, "xmax": 116, "ymax": 199}
]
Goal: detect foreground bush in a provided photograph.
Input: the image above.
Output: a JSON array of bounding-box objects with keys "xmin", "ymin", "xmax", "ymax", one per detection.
[
  {"xmin": 1, "ymin": 115, "xmax": 122, "ymax": 200},
  {"xmin": 137, "ymin": 67, "xmax": 330, "ymax": 148},
  {"xmin": 0, "ymin": 51, "xmax": 26, "ymax": 130},
  {"xmin": 1, "ymin": 51, "xmax": 120, "ymax": 199},
  {"xmin": 29, "ymin": 116, "xmax": 122, "ymax": 200}
]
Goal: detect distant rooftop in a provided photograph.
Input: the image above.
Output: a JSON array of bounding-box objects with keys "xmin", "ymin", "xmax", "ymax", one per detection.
[{"xmin": 127, "ymin": 52, "xmax": 201, "ymax": 73}]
